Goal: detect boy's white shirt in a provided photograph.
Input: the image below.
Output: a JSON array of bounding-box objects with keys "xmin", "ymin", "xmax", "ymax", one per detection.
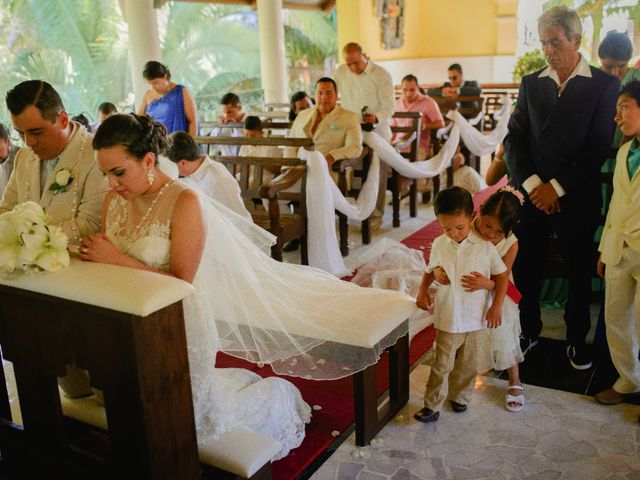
[
  {"xmin": 426, "ymin": 230, "xmax": 506, "ymax": 333},
  {"xmin": 599, "ymin": 140, "xmax": 640, "ymax": 266}
]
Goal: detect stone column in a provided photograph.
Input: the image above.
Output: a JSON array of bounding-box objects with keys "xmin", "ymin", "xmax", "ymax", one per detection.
[
  {"xmin": 120, "ymin": 0, "xmax": 161, "ymax": 109},
  {"xmin": 256, "ymin": 0, "xmax": 288, "ymax": 104}
]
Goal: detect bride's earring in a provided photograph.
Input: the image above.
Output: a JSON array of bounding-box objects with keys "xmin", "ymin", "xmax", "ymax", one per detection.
[{"xmin": 147, "ymin": 169, "xmax": 154, "ymax": 186}]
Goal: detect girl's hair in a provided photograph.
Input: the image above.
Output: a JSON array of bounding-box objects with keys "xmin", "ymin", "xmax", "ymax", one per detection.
[
  {"xmin": 142, "ymin": 61, "xmax": 171, "ymax": 80},
  {"xmin": 480, "ymin": 189, "xmax": 521, "ymax": 236},
  {"xmin": 93, "ymin": 113, "xmax": 169, "ymax": 163},
  {"xmin": 620, "ymin": 80, "xmax": 640, "ymax": 106}
]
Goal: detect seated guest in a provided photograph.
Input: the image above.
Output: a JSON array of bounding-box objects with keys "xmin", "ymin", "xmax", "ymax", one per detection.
[
  {"xmin": 167, "ymin": 131, "xmax": 251, "ymax": 221},
  {"xmin": 392, "ymin": 74, "xmax": 445, "ymax": 160},
  {"xmin": 239, "ymin": 115, "xmax": 281, "ymax": 163},
  {"xmin": 91, "ymin": 102, "xmax": 117, "ymax": 132},
  {"xmin": 289, "ymin": 91, "xmax": 314, "ymax": 122},
  {"xmin": 71, "ymin": 113, "xmax": 92, "ymax": 132},
  {"xmin": 209, "ymin": 92, "xmax": 245, "ymax": 156},
  {"xmin": 285, "ymin": 77, "xmax": 362, "ymax": 173},
  {"xmin": 428, "ymin": 63, "xmax": 482, "ymax": 108},
  {"xmin": 0, "ymin": 123, "xmax": 18, "ymax": 196},
  {"xmin": 138, "ymin": 60, "xmax": 198, "ymax": 135}
]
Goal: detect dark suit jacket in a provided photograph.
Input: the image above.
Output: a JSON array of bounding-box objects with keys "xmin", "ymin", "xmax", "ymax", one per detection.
[{"xmin": 504, "ymin": 66, "xmax": 619, "ymax": 206}]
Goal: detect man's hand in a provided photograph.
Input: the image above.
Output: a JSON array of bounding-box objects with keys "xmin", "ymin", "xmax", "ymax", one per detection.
[
  {"xmin": 597, "ymin": 255, "xmax": 605, "ymax": 279},
  {"xmin": 443, "ymin": 87, "xmax": 458, "ymax": 100},
  {"xmin": 362, "ymin": 113, "xmax": 378, "ymax": 124},
  {"xmin": 325, "ymin": 153, "xmax": 335, "ymax": 167},
  {"xmin": 433, "ymin": 267, "xmax": 450, "ymax": 285},
  {"xmin": 529, "ymin": 183, "xmax": 560, "ymax": 214}
]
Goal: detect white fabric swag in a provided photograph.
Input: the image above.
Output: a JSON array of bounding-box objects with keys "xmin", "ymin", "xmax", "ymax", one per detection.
[{"xmin": 300, "ymin": 96, "xmax": 511, "ymax": 277}]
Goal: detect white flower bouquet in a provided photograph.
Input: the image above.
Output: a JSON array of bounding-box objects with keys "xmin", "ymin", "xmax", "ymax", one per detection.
[{"xmin": 0, "ymin": 201, "xmax": 70, "ymax": 273}]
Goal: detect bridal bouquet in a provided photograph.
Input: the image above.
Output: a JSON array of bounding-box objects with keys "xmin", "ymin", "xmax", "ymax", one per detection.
[{"xmin": 0, "ymin": 201, "xmax": 70, "ymax": 273}]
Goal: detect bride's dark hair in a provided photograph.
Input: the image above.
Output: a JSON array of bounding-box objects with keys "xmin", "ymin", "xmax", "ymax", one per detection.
[{"xmin": 93, "ymin": 113, "xmax": 170, "ymax": 162}]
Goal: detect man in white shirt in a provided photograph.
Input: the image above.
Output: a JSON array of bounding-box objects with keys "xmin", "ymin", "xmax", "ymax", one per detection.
[
  {"xmin": 167, "ymin": 131, "xmax": 252, "ymax": 221},
  {"xmin": 208, "ymin": 92, "xmax": 245, "ymax": 157},
  {"xmin": 335, "ymin": 42, "xmax": 395, "ymax": 228},
  {"xmin": 504, "ymin": 6, "xmax": 619, "ymax": 369},
  {"xmin": 0, "ymin": 123, "xmax": 18, "ymax": 197}
]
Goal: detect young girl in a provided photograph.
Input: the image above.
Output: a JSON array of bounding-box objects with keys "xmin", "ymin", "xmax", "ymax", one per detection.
[{"xmin": 434, "ymin": 188, "xmax": 525, "ymax": 411}]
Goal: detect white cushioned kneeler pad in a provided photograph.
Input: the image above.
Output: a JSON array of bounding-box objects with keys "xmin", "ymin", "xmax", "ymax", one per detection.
[
  {"xmin": 11, "ymin": 394, "xmax": 279, "ymax": 477},
  {"xmin": 199, "ymin": 428, "xmax": 281, "ymax": 477},
  {"xmin": 0, "ymin": 258, "xmax": 194, "ymax": 317}
]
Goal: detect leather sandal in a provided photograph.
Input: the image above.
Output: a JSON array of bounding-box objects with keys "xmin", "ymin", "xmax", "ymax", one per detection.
[
  {"xmin": 506, "ymin": 384, "xmax": 525, "ymax": 412},
  {"xmin": 413, "ymin": 407, "xmax": 439, "ymax": 423},
  {"xmin": 450, "ymin": 400, "xmax": 467, "ymax": 413}
]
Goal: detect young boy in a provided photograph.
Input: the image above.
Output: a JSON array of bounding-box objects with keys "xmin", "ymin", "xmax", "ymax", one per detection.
[
  {"xmin": 595, "ymin": 81, "xmax": 640, "ymax": 417},
  {"xmin": 414, "ymin": 186, "xmax": 508, "ymax": 422}
]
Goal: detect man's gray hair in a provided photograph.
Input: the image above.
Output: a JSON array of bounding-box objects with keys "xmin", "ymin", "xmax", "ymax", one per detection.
[{"xmin": 538, "ymin": 6, "xmax": 582, "ymax": 40}]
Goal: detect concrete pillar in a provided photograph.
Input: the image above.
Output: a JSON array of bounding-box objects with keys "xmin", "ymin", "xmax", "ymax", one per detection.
[
  {"xmin": 256, "ymin": 0, "xmax": 288, "ymax": 104},
  {"xmin": 120, "ymin": 0, "xmax": 162, "ymax": 109}
]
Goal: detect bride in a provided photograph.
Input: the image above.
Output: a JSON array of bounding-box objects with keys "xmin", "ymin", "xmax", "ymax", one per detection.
[{"xmin": 80, "ymin": 114, "xmax": 417, "ymax": 459}]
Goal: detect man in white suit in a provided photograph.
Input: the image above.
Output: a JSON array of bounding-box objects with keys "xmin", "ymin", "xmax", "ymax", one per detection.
[
  {"xmin": 2, "ymin": 80, "xmax": 107, "ymax": 397},
  {"xmin": 286, "ymin": 77, "xmax": 362, "ymax": 169}
]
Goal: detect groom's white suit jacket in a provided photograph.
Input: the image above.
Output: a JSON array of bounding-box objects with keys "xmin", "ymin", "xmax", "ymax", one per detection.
[{"xmin": 0, "ymin": 122, "xmax": 107, "ymax": 243}]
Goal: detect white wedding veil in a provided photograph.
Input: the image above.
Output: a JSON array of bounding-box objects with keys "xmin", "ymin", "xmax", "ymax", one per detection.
[{"xmin": 185, "ymin": 189, "xmax": 418, "ymax": 381}]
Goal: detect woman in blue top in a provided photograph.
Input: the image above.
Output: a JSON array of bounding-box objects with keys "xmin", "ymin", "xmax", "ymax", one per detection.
[{"xmin": 138, "ymin": 61, "xmax": 198, "ymax": 136}]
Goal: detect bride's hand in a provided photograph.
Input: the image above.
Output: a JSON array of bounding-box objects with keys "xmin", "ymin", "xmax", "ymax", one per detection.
[{"xmin": 79, "ymin": 234, "xmax": 124, "ymax": 265}]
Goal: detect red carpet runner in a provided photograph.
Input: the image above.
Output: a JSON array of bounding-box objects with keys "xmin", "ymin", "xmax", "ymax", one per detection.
[{"xmin": 217, "ymin": 180, "xmax": 506, "ymax": 479}]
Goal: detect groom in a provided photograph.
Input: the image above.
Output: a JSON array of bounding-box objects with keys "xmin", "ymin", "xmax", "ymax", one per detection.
[{"xmin": 1, "ymin": 80, "xmax": 107, "ymax": 397}]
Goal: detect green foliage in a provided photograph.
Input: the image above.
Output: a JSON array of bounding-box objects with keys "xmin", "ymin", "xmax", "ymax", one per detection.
[
  {"xmin": 512, "ymin": 49, "xmax": 548, "ymax": 83},
  {"xmin": 0, "ymin": 0, "xmax": 338, "ymax": 125}
]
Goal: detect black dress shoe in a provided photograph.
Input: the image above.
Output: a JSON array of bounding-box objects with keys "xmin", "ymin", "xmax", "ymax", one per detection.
[
  {"xmin": 450, "ymin": 400, "xmax": 467, "ymax": 412},
  {"xmin": 413, "ymin": 407, "xmax": 439, "ymax": 423},
  {"xmin": 282, "ymin": 239, "xmax": 300, "ymax": 252}
]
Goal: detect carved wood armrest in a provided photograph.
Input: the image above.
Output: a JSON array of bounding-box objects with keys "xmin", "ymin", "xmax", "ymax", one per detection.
[
  {"xmin": 259, "ymin": 166, "xmax": 306, "ymax": 199},
  {"xmin": 332, "ymin": 146, "xmax": 371, "ymax": 173}
]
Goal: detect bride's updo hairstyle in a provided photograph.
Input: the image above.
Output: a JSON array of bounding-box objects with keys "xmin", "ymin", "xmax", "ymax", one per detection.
[{"xmin": 92, "ymin": 113, "xmax": 170, "ymax": 164}]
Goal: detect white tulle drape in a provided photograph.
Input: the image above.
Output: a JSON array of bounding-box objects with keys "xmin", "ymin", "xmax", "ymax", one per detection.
[{"xmin": 301, "ymin": 96, "xmax": 511, "ymax": 276}]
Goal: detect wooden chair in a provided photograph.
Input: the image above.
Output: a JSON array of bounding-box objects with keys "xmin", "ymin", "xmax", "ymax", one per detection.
[
  {"xmin": 332, "ymin": 146, "xmax": 374, "ymax": 256},
  {"xmin": 389, "ymin": 111, "xmax": 423, "ymax": 227},
  {"xmin": 195, "ymin": 136, "xmax": 311, "ymax": 264}
]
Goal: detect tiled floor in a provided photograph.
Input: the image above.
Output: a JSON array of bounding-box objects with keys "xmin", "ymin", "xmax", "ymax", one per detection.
[{"xmin": 302, "ymin": 191, "xmax": 640, "ymax": 480}]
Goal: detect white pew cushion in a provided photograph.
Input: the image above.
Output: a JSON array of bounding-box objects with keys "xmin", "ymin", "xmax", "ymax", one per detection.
[
  {"xmin": 199, "ymin": 428, "xmax": 281, "ymax": 477},
  {"xmin": 0, "ymin": 258, "xmax": 194, "ymax": 317}
]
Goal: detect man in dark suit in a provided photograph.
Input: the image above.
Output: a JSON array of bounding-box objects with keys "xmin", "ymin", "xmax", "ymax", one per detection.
[
  {"xmin": 505, "ymin": 6, "xmax": 619, "ymax": 370},
  {"xmin": 427, "ymin": 63, "xmax": 482, "ymax": 109}
]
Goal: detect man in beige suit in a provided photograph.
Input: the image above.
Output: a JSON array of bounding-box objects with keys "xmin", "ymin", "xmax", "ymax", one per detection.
[
  {"xmin": 2, "ymin": 80, "xmax": 107, "ymax": 397},
  {"xmin": 286, "ymin": 77, "xmax": 362, "ymax": 168}
]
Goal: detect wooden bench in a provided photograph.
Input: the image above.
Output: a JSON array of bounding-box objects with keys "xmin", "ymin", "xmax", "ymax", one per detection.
[
  {"xmin": 389, "ymin": 111, "xmax": 423, "ymax": 227},
  {"xmin": 0, "ymin": 259, "xmax": 415, "ymax": 477},
  {"xmin": 195, "ymin": 136, "xmax": 312, "ymax": 264}
]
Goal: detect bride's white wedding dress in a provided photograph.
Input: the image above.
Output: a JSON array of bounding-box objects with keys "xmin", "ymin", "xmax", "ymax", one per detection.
[{"xmin": 104, "ymin": 179, "xmax": 417, "ymax": 460}]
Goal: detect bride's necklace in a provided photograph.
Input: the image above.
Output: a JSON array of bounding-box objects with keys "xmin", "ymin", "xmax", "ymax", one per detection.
[{"xmin": 127, "ymin": 180, "xmax": 174, "ymax": 242}]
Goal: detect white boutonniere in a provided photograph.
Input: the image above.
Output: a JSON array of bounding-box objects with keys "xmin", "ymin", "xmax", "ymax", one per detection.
[{"xmin": 49, "ymin": 169, "xmax": 73, "ymax": 194}]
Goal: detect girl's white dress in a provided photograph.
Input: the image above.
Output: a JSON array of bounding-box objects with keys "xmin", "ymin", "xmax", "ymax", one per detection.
[{"xmin": 476, "ymin": 228, "xmax": 524, "ymax": 372}]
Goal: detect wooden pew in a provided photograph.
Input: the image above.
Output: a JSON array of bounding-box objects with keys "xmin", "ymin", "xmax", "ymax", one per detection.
[
  {"xmin": 389, "ymin": 111, "xmax": 423, "ymax": 227},
  {"xmin": 194, "ymin": 136, "xmax": 311, "ymax": 264}
]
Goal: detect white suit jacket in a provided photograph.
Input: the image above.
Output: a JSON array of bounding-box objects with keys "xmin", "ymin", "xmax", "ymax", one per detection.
[
  {"xmin": 0, "ymin": 122, "xmax": 107, "ymax": 243},
  {"xmin": 285, "ymin": 106, "xmax": 362, "ymax": 160},
  {"xmin": 599, "ymin": 140, "xmax": 640, "ymax": 266}
]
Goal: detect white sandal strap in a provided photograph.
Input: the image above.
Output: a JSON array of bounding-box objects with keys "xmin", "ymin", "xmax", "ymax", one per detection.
[
  {"xmin": 508, "ymin": 384, "xmax": 524, "ymax": 392},
  {"xmin": 506, "ymin": 394, "xmax": 525, "ymax": 404}
]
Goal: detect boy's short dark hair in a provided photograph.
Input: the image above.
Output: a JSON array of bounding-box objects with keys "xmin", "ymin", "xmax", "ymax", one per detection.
[
  {"xmin": 220, "ymin": 92, "xmax": 241, "ymax": 106},
  {"xmin": 598, "ymin": 30, "xmax": 633, "ymax": 61},
  {"xmin": 448, "ymin": 63, "xmax": 463, "ymax": 73},
  {"xmin": 6, "ymin": 80, "xmax": 65, "ymax": 122},
  {"xmin": 434, "ymin": 186, "xmax": 474, "ymax": 216},
  {"xmin": 243, "ymin": 115, "xmax": 263, "ymax": 131},
  {"xmin": 620, "ymin": 80, "xmax": 640, "ymax": 107},
  {"xmin": 166, "ymin": 131, "xmax": 200, "ymax": 162}
]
